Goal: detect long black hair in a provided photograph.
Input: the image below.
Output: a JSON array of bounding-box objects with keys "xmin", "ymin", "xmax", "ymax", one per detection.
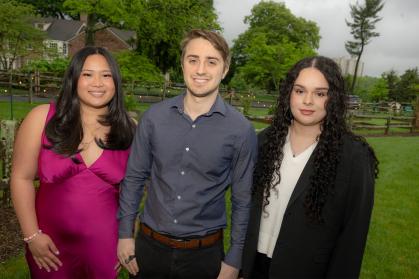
[
  {"xmin": 253, "ymin": 56, "xmax": 378, "ymax": 222},
  {"xmin": 45, "ymin": 46, "xmax": 134, "ymax": 156}
]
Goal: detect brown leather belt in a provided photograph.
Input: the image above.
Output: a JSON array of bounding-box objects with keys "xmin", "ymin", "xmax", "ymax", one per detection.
[{"xmin": 140, "ymin": 223, "xmax": 223, "ymax": 249}]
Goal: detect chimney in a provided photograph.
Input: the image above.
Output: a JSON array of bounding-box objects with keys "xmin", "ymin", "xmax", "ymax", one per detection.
[{"xmin": 80, "ymin": 13, "xmax": 88, "ymax": 24}]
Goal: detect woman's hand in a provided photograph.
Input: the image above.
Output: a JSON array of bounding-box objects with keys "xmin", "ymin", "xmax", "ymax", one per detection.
[{"xmin": 28, "ymin": 233, "xmax": 62, "ymax": 272}]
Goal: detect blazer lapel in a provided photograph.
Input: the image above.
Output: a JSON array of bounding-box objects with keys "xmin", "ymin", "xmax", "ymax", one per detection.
[{"xmin": 286, "ymin": 150, "xmax": 316, "ymax": 207}]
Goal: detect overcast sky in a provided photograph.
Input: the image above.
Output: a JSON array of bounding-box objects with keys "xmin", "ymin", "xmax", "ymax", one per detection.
[{"xmin": 214, "ymin": 0, "xmax": 419, "ymax": 77}]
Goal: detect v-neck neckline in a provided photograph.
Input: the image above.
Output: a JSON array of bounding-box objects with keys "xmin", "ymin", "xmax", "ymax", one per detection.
[{"xmin": 77, "ymin": 149, "xmax": 106, "ymax": 168}]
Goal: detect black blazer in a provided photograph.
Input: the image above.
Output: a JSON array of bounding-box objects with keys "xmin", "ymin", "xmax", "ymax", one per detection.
[{"xmin": 242, "ymin": 128, "xmax": 375, "ymax": 279}]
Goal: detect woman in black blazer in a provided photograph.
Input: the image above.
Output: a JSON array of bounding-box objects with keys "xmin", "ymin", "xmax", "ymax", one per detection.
[{"xmin": 241, "ymin": 56, "xmax": 378, "ymax": 279}]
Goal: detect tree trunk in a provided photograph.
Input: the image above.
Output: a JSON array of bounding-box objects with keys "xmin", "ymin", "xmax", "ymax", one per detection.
[
  {"xmin": 350, "ymin": 45, "xmax": 364, "ymax": 94},
  {"xmin": 85, "ymin": 13, "xmax": 97, "ymax": 46}
]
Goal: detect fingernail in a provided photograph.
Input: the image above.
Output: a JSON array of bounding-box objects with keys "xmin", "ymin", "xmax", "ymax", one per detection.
[{"xmin": 55, "ymin": 251, "xmax": 60, "ymax": 255}]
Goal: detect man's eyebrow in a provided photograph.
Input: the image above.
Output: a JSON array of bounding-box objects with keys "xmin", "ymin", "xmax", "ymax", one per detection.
[
  {"xmin": 186, "ymin": 54, "xmax": 220, "ymax": 61},
  {"xmin": 206, "ymin": 56, "xmax": 220, "ymax": 60}
]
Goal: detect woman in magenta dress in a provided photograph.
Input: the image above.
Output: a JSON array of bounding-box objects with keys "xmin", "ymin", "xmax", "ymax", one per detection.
[{"xmin": 11, "ymin": 46, "xmax": 135, "ymax": 278}]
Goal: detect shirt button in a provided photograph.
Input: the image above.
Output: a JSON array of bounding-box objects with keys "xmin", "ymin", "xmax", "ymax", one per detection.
[
  {"xmin": 185, "ymin": 147, "xmax": 189, "ymax": 152},
  {"xmin": 174, "ymin": 219, "xmax": 178, "ymax": 224},
  {"xmin": 192, "ymin": 124, "xmax": 196, "ymax": 128},
  {"xmin": 180, "ymin": 171, "xmax": 185, "ymax": 175},
  {"xmin": 177, "ymin": 195, "xmax": 181, "ymax": 200}
]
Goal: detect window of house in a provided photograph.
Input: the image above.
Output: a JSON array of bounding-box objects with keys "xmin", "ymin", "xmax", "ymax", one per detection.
[
  {"xmin": 49, "ymin": 42, "xmax": 58, "ymax": 50},
  {"xmin": 62, "ymin": 43, "xmax": 67, "ymax": 55}
]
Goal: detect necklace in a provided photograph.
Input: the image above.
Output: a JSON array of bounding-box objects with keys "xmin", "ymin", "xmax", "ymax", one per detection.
[
  {"xmin": 81, "ymin": 120, "xmax": 103, "ymax": 147},
  {"xmin": 289, "ymin": 127, "xmax": 319, "ymax": 157}
]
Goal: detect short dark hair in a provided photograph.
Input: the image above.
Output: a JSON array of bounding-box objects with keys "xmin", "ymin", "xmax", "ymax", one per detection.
[
  {"xmin": 180, "ymin": 29, "xmax": 230, "ymax": 69},
  {"xmin": 45, "ymin": 46, "xmax": 134, "ymax": 156}
]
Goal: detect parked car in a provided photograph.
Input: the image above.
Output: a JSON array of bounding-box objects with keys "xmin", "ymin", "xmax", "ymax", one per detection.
[{"xmin": 347, "ymin": 95, "xmax": 361, "ymax": 109}]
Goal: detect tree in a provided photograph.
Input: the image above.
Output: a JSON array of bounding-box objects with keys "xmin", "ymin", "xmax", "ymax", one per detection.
[
  {"xmin": 17, "ymin": 0, "xmax": 68, "ymax": 19},
  {"xmin": 63, "ymin": 0, "xmax": 127, "ymax": 46},
  {"xmin": 233, "ymin": 33, "xmax": 314, "ymax": 91},
  {"xmin": 345, "ymin": 0, "xmax": 384, "ymax": 93},
  {"xmin": 382, "ymin": 70, "xmax": 400, "ymax": 101},
  {"xmin": 0, "ymin": 0, "xmax": 45, "ymax": 71},
  {"xmin": 396, "ymin": 68, "xmax": 419, "ymax": 102},
  {"xmin": 369, "ymin": 77, "xmax": 388, "ymax": 102},
  {"xmin": 115, "ymin": 50, "xmax": 163, "ymax": 86},
  {"xmin": 125, "ymin": 0, "xmax": 220, "ymax": 76},
  {"xmin": 230, "ymin": 1, "xmax": 319, "ymax": 91}
]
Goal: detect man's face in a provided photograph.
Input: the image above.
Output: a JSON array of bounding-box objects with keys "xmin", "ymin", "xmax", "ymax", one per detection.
[{"xmin": 182, "ymin": 38, "xmax": 228, "ymax": 98}]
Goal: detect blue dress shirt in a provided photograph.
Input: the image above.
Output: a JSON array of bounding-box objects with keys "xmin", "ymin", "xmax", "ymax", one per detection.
[{"xmin": 118, "ymin": 93, "xmax": 257, "ymax": 269}]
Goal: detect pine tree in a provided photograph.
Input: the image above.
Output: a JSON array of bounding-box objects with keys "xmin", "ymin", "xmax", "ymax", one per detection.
[{"xmin": 345, "ymin": 0, "xmax": 384, "ymax": 93}]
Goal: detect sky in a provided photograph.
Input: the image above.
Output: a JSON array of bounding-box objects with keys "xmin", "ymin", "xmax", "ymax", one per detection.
[{"xmin": 214, "ymin": 0, "xmax": 419, "ymax": 77}]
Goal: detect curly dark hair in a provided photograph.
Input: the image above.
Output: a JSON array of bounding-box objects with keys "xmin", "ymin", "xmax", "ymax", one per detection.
[
  {"xmin": 253, "ymin": 56, "xmax": 378, "ymax": 222},
  {"xmin": 45, "ymin": 46, "xmax": 135, "ymax": 156}
]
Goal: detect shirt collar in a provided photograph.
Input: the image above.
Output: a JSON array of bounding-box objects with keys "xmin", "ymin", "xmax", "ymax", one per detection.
[{"xmin": 170, "ymin": 93, "xmax": 226, "ymax": 117}]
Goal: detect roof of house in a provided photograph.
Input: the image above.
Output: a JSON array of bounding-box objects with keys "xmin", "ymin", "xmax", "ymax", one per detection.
[
  {"xmin": 36, "ymin": 18, "xmax": 135, "ymax": 43},
  {"xmin": 45, "ymin": 19, "xmax": 85, "ymax": 41},
  {"xmin": 108, "ymin": 27, "xmax": 136, "ymax": 43}
]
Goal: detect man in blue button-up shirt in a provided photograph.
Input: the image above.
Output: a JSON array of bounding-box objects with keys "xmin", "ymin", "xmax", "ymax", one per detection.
[{"xmin": 117, "ymin": 29, "xmax": 257, "ymax": 279}]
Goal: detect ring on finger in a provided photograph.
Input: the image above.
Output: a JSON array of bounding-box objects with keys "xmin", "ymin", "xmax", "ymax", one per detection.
[{"xmin": 124, "ymin": 255, "xmax": 136, "ymax": 264}]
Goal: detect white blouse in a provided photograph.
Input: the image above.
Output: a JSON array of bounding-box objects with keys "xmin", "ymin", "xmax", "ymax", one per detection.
[{"xmin": 257, "ymin": 134, "xmax": 317, "ymax": 258}]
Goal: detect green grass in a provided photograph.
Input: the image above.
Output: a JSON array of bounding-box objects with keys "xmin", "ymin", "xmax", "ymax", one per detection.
[
  {"xmin": 0, "ymin": 101, "xmax": 44, "ymax": 121},
  {"xmin": 0, "ymin": 255, "xmax": 29, "ymax": 279},
  {"xmin": 2, "ymin": 137, "xmax": 417, "ymax": 278},
  {"xmin": 360, "ymin": 137, "xmax": 419, "ymax": 278}
]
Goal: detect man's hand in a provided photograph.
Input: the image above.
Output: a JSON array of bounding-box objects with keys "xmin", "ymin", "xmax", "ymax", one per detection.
[
  {"xmin": 117, "ymin": 238, "xmax": 139, "ymax": 276},
  {"xmin": 217, "ymin": 261, "xmax": 239, "ymax": 279}
]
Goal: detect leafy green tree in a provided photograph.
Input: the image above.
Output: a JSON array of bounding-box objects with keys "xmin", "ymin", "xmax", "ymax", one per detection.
[
  {"xmin": 345, "ymin": 0, "xmax": 384, "ymax": 93},
  {"xmin": 232, "ymin": 32, "xmax": 314, "ymax": 91},
  {"xmin": 369, "ymin": 77, "xmax": 388, "ymax": 102},
  {"xmin": 126, "ymin": 0, "xmax": 220, "ymax": 76},
  {"xmin": 396, "ymin": 68, "xmax": 419, "ymax": 102},
  {"xmin": 230, "ymin": 1, "xmax": 319, "ymax": 91},
  {"xmin": 21, "ymin": 58, "xmax": 69, "ymax": 76},
  {"xmin": 352, "ymin": 75, "xmax": 379, "ymax": 100},
  {"xmin": 0, "ymin": 0, "xmax": 45, "ymax": 71},
  {"xmin": 115, "ymin": 50, "xmax": 163, "ymax": 85},
  {"xmin": 64, "ymin": 0, "xmax": 127, "ymax": 46},
  {"xmin": 382, "ymin": 70, "xmax": 399, "ymax": 101},
  {"xmin": 17, "ymin": 0, "xmax": 68, "ymax": 19}
]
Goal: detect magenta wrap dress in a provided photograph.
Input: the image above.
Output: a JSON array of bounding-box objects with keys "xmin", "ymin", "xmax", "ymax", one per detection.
[{"xmin": 26, "ymin": 104, "xmax": 130, "ymax": 279}]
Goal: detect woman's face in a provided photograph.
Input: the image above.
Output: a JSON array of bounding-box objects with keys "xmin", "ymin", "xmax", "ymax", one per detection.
[
  {"xmin": 290, "ymin": 67, "xmax": 329, "ymax": 128},
  {"xmin": 77, "ymin": 54, "xmax": 115, "ymax": 110}
]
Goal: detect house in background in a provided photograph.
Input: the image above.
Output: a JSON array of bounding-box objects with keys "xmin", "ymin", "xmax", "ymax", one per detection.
[{"xmin": 33, "ymin": 16, "xmax": 136, "ymax": 59}]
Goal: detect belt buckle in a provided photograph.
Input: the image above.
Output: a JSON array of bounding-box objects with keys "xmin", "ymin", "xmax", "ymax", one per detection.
[{"xmin": 169, "ymin": 237, "xmax": 186, "ymax": 248}]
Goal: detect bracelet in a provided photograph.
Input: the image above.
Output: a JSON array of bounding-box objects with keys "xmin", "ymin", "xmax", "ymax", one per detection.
[{"xmin": 23, "ymin": 230, "xmax": 42, "ymax": 243}]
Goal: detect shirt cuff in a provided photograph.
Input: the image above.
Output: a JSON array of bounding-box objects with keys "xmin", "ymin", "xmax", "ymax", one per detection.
[
  {"xmin": 118, "ymin": 218, "xmax": 135, "ymax": 239},
  {"xmin": 224, "ymin": 245, "xmax": 242, "ymax": 269}
]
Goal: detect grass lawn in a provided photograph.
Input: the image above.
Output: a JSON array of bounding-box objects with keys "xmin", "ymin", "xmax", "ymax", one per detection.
[
  {"xmin": 1, "ymin": 136, "xmax": 417, "ymax": 278},
  {"xmin": 360, "ymin": 136, "xmax": 419, "ymax": 278},
  {"xmin": 0, "ymin": 101, "xmax": 44, "ymax": 121}
]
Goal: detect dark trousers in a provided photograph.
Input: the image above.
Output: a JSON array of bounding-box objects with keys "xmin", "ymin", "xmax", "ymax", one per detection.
[
  {"xmin": 249, "ymin": 252, "xmax": 271, "ymax": 279},
  {"xmin": 131, "ymin": 231, "xmax": 224, "ymax": 279}
]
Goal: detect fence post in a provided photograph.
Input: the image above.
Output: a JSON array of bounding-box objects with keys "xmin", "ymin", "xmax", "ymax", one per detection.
[
  {"xmin": 29, "ymin": 72, "xmax": 33, "ymax": 104},
  {"xmin": 0, "ymin": 120, "xmax": 18, "ymax": 206},
  {"xmin": 348, "ymin": 112, "xmax": 354, "ymax": 131},
  {"xmin": 385, "ymin": 116, "xmax": 391, "ymax": 135},
  {"xmin": 34, "ymin": 70, "xmax": 40, "ymax": 96}
]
